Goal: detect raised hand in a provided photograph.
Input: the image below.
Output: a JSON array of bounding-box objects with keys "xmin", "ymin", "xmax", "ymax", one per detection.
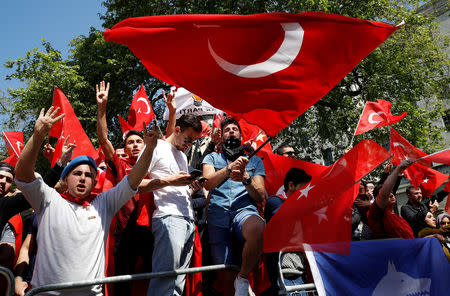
[
  {"xmin": 143, "ymin": 122, "xmax": 159, "ymax": 150},
  {"xmin": 96, "ymin": 81, "xmax": 110, "ymax": 105},
  {"xmin": 43, "ymin": 143, "xmax": 55, "ymax": 160},
  {"xmin": 163, "ymin": 88, "xmax": 177, "ymax": 112},
  {"xmin": 34, "ymin": 107, "xmax": 65, "ymax": 138},
  {"xmin": 58, "ymin": 135, "xmax": 77, "ymax": 166}
]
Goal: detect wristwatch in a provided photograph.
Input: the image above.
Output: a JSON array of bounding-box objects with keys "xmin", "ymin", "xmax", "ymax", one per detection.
[
  {"xmin": 226, "ymin": 165, "xmax": 232, "ymax": 175},
  {"xmin": 242, "ymin": 176, "xmax": 252, "ymax": 186}
]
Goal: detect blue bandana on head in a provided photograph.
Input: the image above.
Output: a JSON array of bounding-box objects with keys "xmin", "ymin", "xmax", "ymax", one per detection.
[{"xmin": 60, "ymin": 155, "xmax": 97, "ymax": 181}]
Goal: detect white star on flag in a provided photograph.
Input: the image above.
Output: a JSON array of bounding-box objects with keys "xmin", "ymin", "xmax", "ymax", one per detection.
[
  {"xmin": 422, "ymin": 178, "xmax": 429, "ymax": 184},
  {"xmin": 314, "ymin": 206, "xmax": 328, "ymax": 224},
  {"xmin": 297, "ymin": 183, "xmax": 315, "ymax": 200},
  {"xmin": 255, "ymin": 132, "xmax": 266, "ymax": 143}
]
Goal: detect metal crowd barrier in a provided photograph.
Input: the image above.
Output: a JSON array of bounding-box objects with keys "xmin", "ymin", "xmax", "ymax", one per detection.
[
  {"xmin": 0, "ymin": 266, "xmax": 14, "ymax": 296},
  {"xmin": 25, "ymin": 264, "xmax": 239, "ymax": 296}
]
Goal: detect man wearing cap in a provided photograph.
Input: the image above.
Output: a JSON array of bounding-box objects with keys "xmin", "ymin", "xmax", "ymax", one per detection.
[
  {"xmin": 202, "ymin": 117, "xmax": 266, "ymax": 296},
  {"xmin": 14, "ymin": 106, "xmax": 158, "ymax": 295}
]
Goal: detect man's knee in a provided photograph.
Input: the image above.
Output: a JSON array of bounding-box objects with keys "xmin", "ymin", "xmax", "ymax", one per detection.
[{"xmin": 242, "ymin": 216, "xmax": 265, "ymax": 241}]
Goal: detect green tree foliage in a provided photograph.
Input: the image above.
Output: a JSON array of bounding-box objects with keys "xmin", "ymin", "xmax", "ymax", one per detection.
[{"xmin": 2, "ymin": 0, "xmax": 448, "ymax": 168}]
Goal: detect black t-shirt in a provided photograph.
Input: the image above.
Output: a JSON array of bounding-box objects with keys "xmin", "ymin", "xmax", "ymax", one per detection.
[{"xmin": 0, "ymin": 193, "xmax": 31, "ymax": 234}]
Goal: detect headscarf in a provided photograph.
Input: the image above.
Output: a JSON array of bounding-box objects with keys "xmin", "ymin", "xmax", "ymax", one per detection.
[{"xmin": 437, "ymin": 213, "xmax": 450, "ymax": 228}]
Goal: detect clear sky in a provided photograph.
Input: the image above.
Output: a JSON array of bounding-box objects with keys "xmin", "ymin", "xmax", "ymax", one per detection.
[{"xmin": 0, "ymin": 0, "xmax": 105, "ymax": 101}]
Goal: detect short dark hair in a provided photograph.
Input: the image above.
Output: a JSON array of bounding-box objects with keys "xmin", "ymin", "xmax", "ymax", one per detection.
[
  {"xmin": 283, "ymin": 168, "xmax": 312, "ymax": 191},
  {"xmin": 406, "ymin": 185, "xmax": 419, "ymax": 195},
  {"xmin": 276, "ymin": 144, "xmax": 294, "ymax": 155},
  {"xmin": 123, "ymin": 130, "xmax": 144, "ymax": 147},
  {"xmin": 0, "ymin": 162, "xmax": 14, "ymax": 178},
  {"xmin": 177, "ymin": 114, "xmax": 202, "ymax": 133},
  {"xmin": 220, "ymin": 117, "xmax": 241, "ymax": 134}
]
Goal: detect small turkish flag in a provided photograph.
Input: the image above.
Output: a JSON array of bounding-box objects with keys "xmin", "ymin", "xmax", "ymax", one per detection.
[
  {"xmin": 263, "ymin": 140, "xmax": 391, "ymax": 254},
  {"xmin": 128, "ymin": 85, "xmax": 155, "ymax": 130},
  {"xmin": 390, "ymin": 128, "xmax": 429, "ymax": 166},
  {"xmin": 212, "ymin": 113, "xmax": 224, "ymax": 131},
  {"xmin": 407, "ymin": 163, "xmax": 448, "ymax": 197},
  {"xmin": 105, "ymin": 12, "xmax": 401, "ymax": 136},
  {"xmin": 2, "ymin": 131, "xmax": 24, "ymax": 158},
  {"xmin": 354, "ymin": 99, "xmax": 406, "ymax": 135},
  {"xmin": 49, "ymin": 87, "xmax": 96, "ymax": 166},
  {"xmin": 118, "ymin": 115, "xmax": 133, "ymax": 139},
  {"xmin": 416, "ymin": 149, "xmax": 450, "ymax": 166},
  {"xmin": 238, "ymin": 119, "xmax": 273, "ymax": 156}
]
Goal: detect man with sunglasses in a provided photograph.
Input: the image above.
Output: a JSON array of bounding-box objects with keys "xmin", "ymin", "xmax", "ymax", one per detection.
[
  {"xmin": 141, "ymin": 114, "xmax": 203, "ymax": 296},
  {"xmin": 276, "ymin": 144, "xmax": 297, "ymax": 159}
]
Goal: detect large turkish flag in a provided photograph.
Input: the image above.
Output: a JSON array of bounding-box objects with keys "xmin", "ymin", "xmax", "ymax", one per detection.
[
  {"xmin": 263, "ymin": 140, "xmax": 391, "ymax": 253},
  {"xmin": 104, "ymin": 12, "xmax": 400, "ymax": 136}
]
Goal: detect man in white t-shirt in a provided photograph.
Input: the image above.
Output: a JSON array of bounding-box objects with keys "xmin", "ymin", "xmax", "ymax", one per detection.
[
  {"xmin": 14, "ymin": 107, "xmax": 158, "ymax": 295},
  {"xmin": 140, "ymin": 114, "xmax": 202, "ymax": 296}
]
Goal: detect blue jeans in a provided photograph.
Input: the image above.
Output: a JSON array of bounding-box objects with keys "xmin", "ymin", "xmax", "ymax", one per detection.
[
  {"xmin": 147, "ymin": 215, "xmax": 195, "ymax": 296},
  {"xmin": 283, "ymin": 276, "xmax": 307, "ymax": 296}
]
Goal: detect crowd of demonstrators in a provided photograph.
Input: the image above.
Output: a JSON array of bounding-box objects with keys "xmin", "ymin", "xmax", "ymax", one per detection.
[{"xmin": 1, "ymin": 81, "xmax": 450, "ymax": 296}]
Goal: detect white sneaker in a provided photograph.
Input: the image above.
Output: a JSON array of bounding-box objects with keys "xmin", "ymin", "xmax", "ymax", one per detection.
[{"xmin": 234, "ymin": 276, "xmax": 256, "ymax": 296}]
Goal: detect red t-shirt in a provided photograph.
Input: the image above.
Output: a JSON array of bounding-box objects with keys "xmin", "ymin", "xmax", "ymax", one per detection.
[{"xmin": 367, "ymin": 202, "xmax": 414, "ymax": 239}]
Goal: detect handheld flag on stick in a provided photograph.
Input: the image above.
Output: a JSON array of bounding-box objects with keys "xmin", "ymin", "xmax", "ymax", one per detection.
[
  {"xmin": 264, "ymin": 140, "xmax": 391, "ymax": 254},
  {"xmin": 49, "ymin": 87, "xmax": 96, "ymax": 166}
]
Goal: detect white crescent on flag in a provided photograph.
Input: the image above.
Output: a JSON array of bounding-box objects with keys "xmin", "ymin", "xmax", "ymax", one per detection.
[
  {"xmin": 137, "ymin": 97, "xmax": 151, "ymax": 114},
  {"xmin": 208, "ymin": 22, "xmax": 304, "ymax": 78},
  {"xmin": 368, "ymin": 112, "xmax": 385, "ymax": 124}
]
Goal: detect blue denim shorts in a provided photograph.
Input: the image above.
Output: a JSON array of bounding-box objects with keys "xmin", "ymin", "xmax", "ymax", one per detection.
[{"xmin": 208, "ymin": 208, "xmax": 264, "ymax": 265}]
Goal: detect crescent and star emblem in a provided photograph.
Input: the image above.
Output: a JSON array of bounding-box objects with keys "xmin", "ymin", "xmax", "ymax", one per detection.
[
  {"xmin": 208, "ymin": 22, "xmax": 304, "ymax": 78},
  {"xmin": 368, "ymin": 112, "xmax": 386, "ymax": 124},
  {"xmin": 137, "ymin": 97, "xmax": 151, "ymax": 114}
]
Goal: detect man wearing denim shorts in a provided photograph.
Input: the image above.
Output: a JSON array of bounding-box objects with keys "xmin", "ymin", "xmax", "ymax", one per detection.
[{"xmin": 203, "ymin": 117, "xmax": 266, "ymax": 296}]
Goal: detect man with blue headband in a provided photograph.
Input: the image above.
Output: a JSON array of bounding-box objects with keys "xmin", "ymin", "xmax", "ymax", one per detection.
[{"xmin": 14, "ymin": 106, "xmax": 158, "ymax": 295}]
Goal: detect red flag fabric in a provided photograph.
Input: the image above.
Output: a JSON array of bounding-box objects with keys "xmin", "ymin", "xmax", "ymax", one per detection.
[
  {"xmin": 2, "ymin": 155, "xmax": 18, "ymax": 167},
  {"xmin": 354, "ymin": 99, "xmax": 406, "ymax": 135},
  {"xmin": 405, "ymin": 163, "xmax": 448, "ymax": 197},
  {"xmin": 263, "ymin": 140, "xmax": 391, "ymax": 253},
  {"xmin": 2, "ymin": 132, "xmax": 24, "ymax": 158},
  {"xmin": 49, "ymin": 87, "xmax": 96, "ymax": 166},
  {"xmin": 213, "ymin": 113, "xmax": 224, "ymax": 130},
  {"xmin": 118, "ymin": 115, "xmax": 133, "ymax": 139},
  {"xmin": 238, "ymin": 119, "xmax": 273, "ymax": 156},
  {"xmin": 128, "ymin": 85, "xmax": 155, "ymax": 130},
  {"xmin": 416, "ymin": 149, "xmax": 450, "ymax": 166},
  {"xmin": 260, "ymin": 150, "xmax": 327, "ymax": 196},
  {"xmin": 390, "ymin": 128, "xmax": 429, "ymax": 166},
  {"xmin": 104, "ymin": 13, "xmax": 400, "ymax": 136}
]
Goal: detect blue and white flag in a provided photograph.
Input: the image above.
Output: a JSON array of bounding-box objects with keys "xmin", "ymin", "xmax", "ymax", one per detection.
[{"xmin": 305, "ymin": 238, "xmax": 450, "ymax": 296}]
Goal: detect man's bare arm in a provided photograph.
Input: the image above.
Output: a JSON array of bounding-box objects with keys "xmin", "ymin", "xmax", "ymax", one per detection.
[{"xmin": 96, "ymin": 81, "xmax": 115, "ymax": 161}]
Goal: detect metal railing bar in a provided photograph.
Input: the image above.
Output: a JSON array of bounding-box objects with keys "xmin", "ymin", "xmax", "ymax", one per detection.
[
  {"xmin": 26, "ymin": 264, "xmax": 239, "ymax": 296},
  {"xmin": 0, "ymin": 266, "xmax": 14, "ymax": 296}
]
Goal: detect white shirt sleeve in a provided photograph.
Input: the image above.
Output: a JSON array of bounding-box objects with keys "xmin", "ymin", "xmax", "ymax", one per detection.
[{"xmin": 15, "ymin": 174, "xmax": 56, "ymax": 214}]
